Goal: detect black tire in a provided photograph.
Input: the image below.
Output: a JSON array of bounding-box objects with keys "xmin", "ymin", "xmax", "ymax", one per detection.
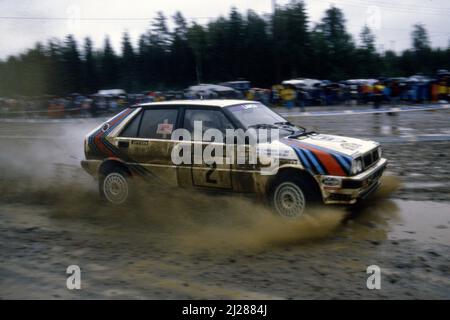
[
  {"xmin": 99, "ymin": 167, "xmax": 132, "ymax": 205},
  {"xmin": 269, "ymin": 175, "xmax": 320, "ymax": 218}
]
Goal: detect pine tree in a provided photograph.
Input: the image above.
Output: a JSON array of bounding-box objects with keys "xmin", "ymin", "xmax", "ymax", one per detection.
[
  {"xmin": 147, "ymin": 11, "xmax": 171, "ymax": 88},
  {"xmin": 82, "ymin": 37, "xmax": 99, "ymax": 93},
  {"xmin": 315, "ymin": 6, "xmax": 355, "ymax": 80},
  {"xmin": 356, "ymin": 25, "xmax": 380, "ymax": 77},
  {"xmin": 120, "ymin": 32, "xmax": 137, "ymax": 91},
  {"xmin": 360, "ymin": 25, "xmax": 376, "ymax": 53},
  {"xmin": 187, "ymin": 23, "xmax": 207, "ymax": 84},
  {"xmin": 225, "ymin": 7, "xmax": 245, "ymax": 79},
  {"xmin": 61, "ymin": 35, "xmax": 82, "ymax": 93},
  {"xmin": 170, "ymin": 12, "xmax": 195, "ymax": 86},
  {"xmin": 100, "ymin": 36, "xmax": 118, "ymax": 89},
  {"xmin": 243, "ymin": 10, "xmax": 273, "ymax": 86},
  {"xmin": 272, "ymin": 1, "xmax": 310, "ymax": 80},
  {"xmin": 411, "ymin": 24, "xmax": 432, "ymax": 74},
  {"xmin": 412, "ymin": 24, "xmax": 430, "ymax": 52}
]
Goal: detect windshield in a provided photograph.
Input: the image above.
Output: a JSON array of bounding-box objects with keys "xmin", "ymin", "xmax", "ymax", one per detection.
[{"xmin": 227, "ymin": 103, "xmax": 288, "ymax": 128}]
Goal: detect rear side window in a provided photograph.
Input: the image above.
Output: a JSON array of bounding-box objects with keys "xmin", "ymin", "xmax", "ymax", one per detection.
[
  {"xmin": 138, "ymin": 109, "xmax": 178, "ymax": 139},
  {"xmin": 120, "ymin": 112, "xmax": 142, "ymax": 137}
]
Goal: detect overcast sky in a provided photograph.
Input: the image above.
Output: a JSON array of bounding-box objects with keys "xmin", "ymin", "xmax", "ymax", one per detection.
[{"xmin": 0, "ymin": 0, "xmax": 449, "ymax": 59}]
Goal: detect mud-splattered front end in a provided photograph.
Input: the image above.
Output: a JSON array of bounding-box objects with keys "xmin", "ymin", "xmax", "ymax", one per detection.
[{"xmin": 280, "ymin": 133, "xmax": 387, "ymax": 204}]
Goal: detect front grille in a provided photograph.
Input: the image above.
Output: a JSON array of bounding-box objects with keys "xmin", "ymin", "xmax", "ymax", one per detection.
[
  {"xmin": 342, "ymin": 161, "xmax": 385, "ymax": 189},
  {"xmin": 367, "ymin": 163, "xmax": 384, "ymax": 183},
  {"xmin": 362, "ymin": 148, "xmax": 379, "ymax": 170},
  {"xmin": 342, "ymin": 179, "xmax": 363, "ymax": 189}
]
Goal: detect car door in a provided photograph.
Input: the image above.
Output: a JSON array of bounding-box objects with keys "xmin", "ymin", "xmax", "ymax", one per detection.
[
  {"xmin": 116, "ymin": 107, "xmax": 181, "ymax": 186},
  {"xmin": 182, "ymin": 108, "xmax": 235, "ymax": 190}
]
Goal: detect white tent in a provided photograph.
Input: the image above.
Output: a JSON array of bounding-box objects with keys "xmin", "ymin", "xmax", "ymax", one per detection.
[
  {"xmin": 186, "ymin": 84, "xmax": 239, "ymax": 98},
  {"xmin": 97, "ymin": 89, "xmax": 126, "ymax": 96},
  {"xmin": 281, "ymin": 78, "xmax": 321, "ymax": 88},
  {"xmin": 188, "ymin": 84, "xmax": 235, "ymax": 92}
]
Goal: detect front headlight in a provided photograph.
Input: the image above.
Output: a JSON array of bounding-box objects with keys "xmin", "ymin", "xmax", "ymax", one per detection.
[
  {"xmin": 352, "ymin": 158, "xmax": 363, "ymax": 175},
  {"xmin": 322, "ymin": 177, "xmax": 342, "ymax": 187}
]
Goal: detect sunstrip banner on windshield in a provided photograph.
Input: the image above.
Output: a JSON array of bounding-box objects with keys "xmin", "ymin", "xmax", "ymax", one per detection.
[{"xmin": 282, "ymin": 138, "xmax": 352, "ymax": 176}]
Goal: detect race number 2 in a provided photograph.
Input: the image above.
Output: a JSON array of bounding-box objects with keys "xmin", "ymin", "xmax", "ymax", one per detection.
[{"xmin": 206, "ymin": 162, "xmax": 217, "ymax": 184}]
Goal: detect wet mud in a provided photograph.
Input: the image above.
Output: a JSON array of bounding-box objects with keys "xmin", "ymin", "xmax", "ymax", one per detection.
[{"xmin": 0, "ymin": 113, "xmax": 449, "ymax": 299}]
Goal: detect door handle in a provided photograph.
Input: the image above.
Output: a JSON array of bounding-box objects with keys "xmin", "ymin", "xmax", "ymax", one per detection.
[{"xmin": 118, "ymin": 141, "xmax": 129, "ymax": 148}]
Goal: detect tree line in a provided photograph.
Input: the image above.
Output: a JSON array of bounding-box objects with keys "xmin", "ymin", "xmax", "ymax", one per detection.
[{"xmin": 0, "ymin": 0, "xmax": 449, "ymax": 97}]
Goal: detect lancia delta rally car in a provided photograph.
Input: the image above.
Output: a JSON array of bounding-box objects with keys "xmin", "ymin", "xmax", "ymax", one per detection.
[{"xmin": 81, "ymin": 100, "xmax": 387, "ymax": 218}]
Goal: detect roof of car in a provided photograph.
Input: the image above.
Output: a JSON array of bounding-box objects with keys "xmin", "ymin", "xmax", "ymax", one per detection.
[{"xmin": 136, "ymin": 99, "xmax": 252, "ymax": 108}]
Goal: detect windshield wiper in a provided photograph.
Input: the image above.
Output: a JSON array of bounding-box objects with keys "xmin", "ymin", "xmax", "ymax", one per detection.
[
  {"xmin": 274, "ymin": 122, "xmax": 308, "ymax": 135},
  {"xmin": 250, "ymin": 123, "xmax": 298, "ymax": 135},
  {"xmin": 288, "ymin": 130, "xmax": 317, "ymax": 139},
  {"xmin": 249, "ymin": 123, "xmax": 310, "ymax": 137},
  {"xmin": 248, "ymin": 123, "xmax": 279, "ymax": 129},
  {"xmin": 274, "ymin": 121, "xmax": 292, "ymax": 125}
]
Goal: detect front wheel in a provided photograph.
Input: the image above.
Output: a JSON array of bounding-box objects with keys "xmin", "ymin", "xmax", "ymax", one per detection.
[
  {"xmin": 270, "ymin": 176, "xmax": 319, "ymax": 218},
  {"xmin": 99, "ymin": 168, "xmax": 131, "ymax": 205}
]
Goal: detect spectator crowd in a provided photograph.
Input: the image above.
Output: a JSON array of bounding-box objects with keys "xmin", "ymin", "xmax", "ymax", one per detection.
[{"xmin": 1, "ymin": 71, "xmax": 450, "ymax": 118}]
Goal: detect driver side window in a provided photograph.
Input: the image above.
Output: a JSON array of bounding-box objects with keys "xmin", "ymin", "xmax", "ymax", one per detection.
[{"xmin": 183, "ymin": 109, "xmax": 234, "ymax": 141}]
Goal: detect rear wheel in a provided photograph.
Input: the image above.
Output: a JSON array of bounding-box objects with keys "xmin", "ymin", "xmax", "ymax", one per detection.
[
  {"xmin": 99, "ymin": 167, "xmax": 131, "ymax": 205},
  {"xmin": 270, "ymin": 175, "xmax": 319, "ymax": 218}
]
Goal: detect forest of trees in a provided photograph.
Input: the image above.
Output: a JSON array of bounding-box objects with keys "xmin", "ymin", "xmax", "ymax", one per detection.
[{"xmin": 0, "ymin": 0, "xmax": 449, "ymax": 97}]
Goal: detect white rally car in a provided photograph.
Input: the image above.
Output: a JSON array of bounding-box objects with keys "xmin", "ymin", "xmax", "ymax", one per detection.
[{"xmin": 81, "ymin": 100, "xmax": 387, "ymax": 217}]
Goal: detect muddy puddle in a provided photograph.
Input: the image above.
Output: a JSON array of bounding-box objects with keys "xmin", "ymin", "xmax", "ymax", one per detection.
[
  {"xmin": 1, "ymin": 175, "xmax": 449, "ymax": 299},
  {"xmin": 1, "ymin": 172, "xmax": 448, "ymax": 253},
  {"xmin": 1, "ymin": 116, "xmax": 449, "ymax": 298}
]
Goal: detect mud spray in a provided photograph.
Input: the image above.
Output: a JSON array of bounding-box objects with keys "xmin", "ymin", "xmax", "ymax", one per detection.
[
  {"xmin": 0, "ymin": 163, "xmax": 402, "ymax": 253},
  {"xmin": 0, "ymin": 119, "xmax": 402, "ymax": 253}
]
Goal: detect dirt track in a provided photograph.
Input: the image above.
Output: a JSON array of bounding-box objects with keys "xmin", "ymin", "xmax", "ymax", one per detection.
[{"xmin": 0, "ymin": 107, "xmax": 449, "ymax": 299}]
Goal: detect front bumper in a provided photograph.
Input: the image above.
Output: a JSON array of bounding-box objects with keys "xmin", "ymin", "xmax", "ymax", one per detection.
[{"xmin": 320, "ymin": 158, "xmax": 387, "ymax": 204}]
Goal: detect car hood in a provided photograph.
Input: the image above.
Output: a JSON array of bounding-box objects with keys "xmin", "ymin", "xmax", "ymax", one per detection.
[{"xmin": 281, "ymin": 133, "xmax": 379, "ymax": 158}]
